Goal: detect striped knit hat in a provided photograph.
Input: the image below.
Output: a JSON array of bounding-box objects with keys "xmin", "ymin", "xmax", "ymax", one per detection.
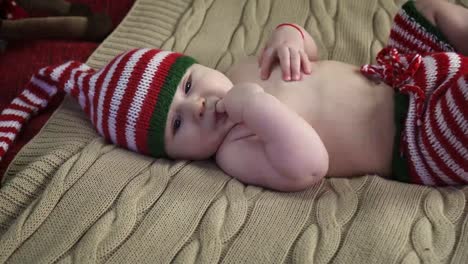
[{"xmin": 0, "ymin": 48, "xmax": 196, "ymax": 160}]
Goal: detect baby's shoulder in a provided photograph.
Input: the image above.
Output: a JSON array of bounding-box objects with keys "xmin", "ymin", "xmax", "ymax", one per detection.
[{"xmin": 225, "ymin": 56, "xmax": 259, "ymax": 83}]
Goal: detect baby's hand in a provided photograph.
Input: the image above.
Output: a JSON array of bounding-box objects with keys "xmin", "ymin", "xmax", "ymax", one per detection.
[
  {"xmin": 216, "ymin": 83, "xmax": 264, "ymax": 124},
  {"xmin": 258, "ymin": 23, "xmax": 313, "ymax": 81}
]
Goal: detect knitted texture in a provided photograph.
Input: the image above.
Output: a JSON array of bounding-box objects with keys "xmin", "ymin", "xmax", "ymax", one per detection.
[
  {"xmin": 2, "ymin": 0, "xmax": 468, "ymax": 263},
  {"xmin": 361, "ymin": 1, "xmax": 468, "ymax": 185},
  {"xmin": 0, "ymin": 48, "xmax": 196, "ymax": 160}
]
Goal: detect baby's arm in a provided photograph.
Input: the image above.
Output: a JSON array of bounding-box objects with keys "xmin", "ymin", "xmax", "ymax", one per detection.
[
  {"xmin": 415, "ymin": 0, "xmax": 468, "ymax": 55},
  {"xmin": 216, "ymin": 83, "xmax": 328, "ymax": 192}
]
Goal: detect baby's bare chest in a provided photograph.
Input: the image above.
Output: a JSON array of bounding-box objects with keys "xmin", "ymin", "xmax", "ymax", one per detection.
[
  {"xmin": 226, "ymin": 58, "xmax": 392, "ymax": 125},
  {"xmin": 227, "ymin": 58, "xmax": 396, "ymax": 175}
]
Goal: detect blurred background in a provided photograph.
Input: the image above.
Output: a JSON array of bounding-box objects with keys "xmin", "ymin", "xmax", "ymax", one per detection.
[{"xmin": 0, "ymin": 0, "xmax": 135, "ymax": 177}]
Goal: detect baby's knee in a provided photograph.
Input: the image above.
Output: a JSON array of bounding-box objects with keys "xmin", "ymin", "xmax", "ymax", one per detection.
[{"xmin": 414, "ymin": 0, "xmax": 437, "ymax": 25}]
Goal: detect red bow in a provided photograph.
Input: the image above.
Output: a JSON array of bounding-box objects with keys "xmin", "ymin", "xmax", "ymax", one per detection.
[
  {"xmin": 361, "ymin": 47, "xmax": 426, "ymax": 125},
  {"xmin": 361, "ymin": 47, "xmax": 422, "ymax": 88}
]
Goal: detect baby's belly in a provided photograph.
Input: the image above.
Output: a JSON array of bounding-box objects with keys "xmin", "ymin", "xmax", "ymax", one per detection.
[
  {"xmin": 310, "ymin": 76, "xmax": 396, "ymax": 177},
  {"xmin": 227, "ymin": 58, "xmax": 396, "ymax": 177},
  {"xmin": 275, "ymin": 62, "xmax": 396, "ymax": 177},
  {"xmin": 316, "ymin": 102, "xmax": 396, "ymax": 177}
]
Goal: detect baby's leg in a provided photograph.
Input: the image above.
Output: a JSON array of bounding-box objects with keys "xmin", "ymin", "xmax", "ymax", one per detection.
[
  {"xmin": 415, "ymin": 0, "xmax": 468, "ymax": 55},
  {"xmin": 405, "ymin": 52, "xmax": 468, "ymax": 185}
]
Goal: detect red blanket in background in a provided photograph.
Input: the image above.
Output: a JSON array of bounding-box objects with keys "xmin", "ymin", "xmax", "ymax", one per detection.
[{"xmin": 0, "ymin": 0, "xmax": 135, "ymax": 179}]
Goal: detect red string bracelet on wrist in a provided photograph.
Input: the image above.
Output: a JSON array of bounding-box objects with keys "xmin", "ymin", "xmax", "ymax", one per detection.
[{"xmin": 275, "ymin": 23, "xmax": 304, "ymax": 39}]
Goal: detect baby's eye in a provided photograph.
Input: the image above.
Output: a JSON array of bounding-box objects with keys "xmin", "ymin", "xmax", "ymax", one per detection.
[
  {"xmin": 173, "ymin": 117, "xmax": 182, "ymax": 134},
  {"xmin": 185, "ymin": 76, "xmax": 192, "ymax": 94}
]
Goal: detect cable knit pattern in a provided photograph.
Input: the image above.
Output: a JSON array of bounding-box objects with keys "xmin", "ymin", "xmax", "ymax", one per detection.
[{"xmin": 1, "ymin": 0, "xmax": 468, "ymax": 263}]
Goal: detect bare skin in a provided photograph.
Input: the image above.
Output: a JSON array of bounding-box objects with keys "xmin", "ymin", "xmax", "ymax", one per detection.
[
  {"xmin": 164, "ymin": 50, "xmax": 394, "ymax": 191},
  {"xmin": 225, "ymin": 57, "xmax": 396, "ymax": 178},
  {"xmin": 164, "ymin": 0, "xmax": 468, "ymax": 192},
  {"xmin": 414, "ymin": 0, "xmax": 468, "ymax": 56}
]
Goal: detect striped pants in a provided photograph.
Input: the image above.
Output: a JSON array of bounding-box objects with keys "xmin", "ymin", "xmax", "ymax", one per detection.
[{"xmin": 361, "ymin": 1, "xmax": 467, "ymax": 185}]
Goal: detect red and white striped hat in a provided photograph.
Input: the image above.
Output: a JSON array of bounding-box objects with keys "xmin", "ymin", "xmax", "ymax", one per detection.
[{"xmin": 0, "ymin": 48, "xmax": 196, "ymax": 160}]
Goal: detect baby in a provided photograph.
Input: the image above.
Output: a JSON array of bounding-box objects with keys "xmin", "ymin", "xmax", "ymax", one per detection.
[{"xmin": 0, "ymin": 0, "xmax": 466, "ymax": 191}]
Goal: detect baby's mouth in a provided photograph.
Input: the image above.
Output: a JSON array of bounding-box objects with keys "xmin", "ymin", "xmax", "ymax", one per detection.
[{"xmin": 214, "ymin": 111, "xmax": 226, "ymax": 124}]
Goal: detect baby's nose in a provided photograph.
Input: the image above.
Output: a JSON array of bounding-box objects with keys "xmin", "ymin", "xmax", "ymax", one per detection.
[
  {"xmin": 199, "ymin": 100, "xmax": 206, "ymax": 118},
  {"xmin": 191, "ymin": 97, "xmax": 206, "ymax": 120}
]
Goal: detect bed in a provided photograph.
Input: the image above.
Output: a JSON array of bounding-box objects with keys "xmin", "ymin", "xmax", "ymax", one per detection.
[{"xmin": 1, "ymin": 0, "xmax": 467, "ymax": 263}]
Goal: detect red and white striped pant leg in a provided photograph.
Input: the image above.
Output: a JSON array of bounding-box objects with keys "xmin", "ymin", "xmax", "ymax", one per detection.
[{"xmin": 406, "ymin": 55, "xmax": 468, "ymax": 185}]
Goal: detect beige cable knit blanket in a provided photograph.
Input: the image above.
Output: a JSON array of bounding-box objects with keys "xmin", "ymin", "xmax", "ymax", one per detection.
[{"xmin": 1, "ymin": 0, "xmax": 467, "ymax": 263}]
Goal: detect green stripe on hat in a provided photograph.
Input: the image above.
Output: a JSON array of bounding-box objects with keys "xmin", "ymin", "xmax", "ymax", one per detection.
[{"xmin": 147, "ymin": 55, "xmax": 196, "ymax": 157}]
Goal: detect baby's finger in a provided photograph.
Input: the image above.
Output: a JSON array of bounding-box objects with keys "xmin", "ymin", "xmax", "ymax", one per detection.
[
  {"xmin": 278, "ymin": 46, "xmax": 291, "ymax": 81},
  {"xmin": 257, "ymin": 46, "xmax": 266, "ymax": 66},
  {"xmin": 215, "ymin": 99, "xmax": 226, "ymax": 113},
  {"xmin": 290, "ymin": 48, "xmax": 301, "ymax": 81},
  {"xmin": 300, "ymin": 50, "xmax": 312, "ymax": 74},
  {"xmin": 260, "ymin": 48, "xmax": 275, "ymax": 80}
]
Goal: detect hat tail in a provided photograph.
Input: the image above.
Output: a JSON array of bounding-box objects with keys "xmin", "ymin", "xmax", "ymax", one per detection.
[{"xmin": 0, "ymin": 61, "xmax": 94, "ymax": 162}]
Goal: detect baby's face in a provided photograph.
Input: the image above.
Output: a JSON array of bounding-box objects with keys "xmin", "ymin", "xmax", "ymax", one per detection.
[{"xmin": 164, "ymin": 63, "xmax": 235, "ymax": 159}]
